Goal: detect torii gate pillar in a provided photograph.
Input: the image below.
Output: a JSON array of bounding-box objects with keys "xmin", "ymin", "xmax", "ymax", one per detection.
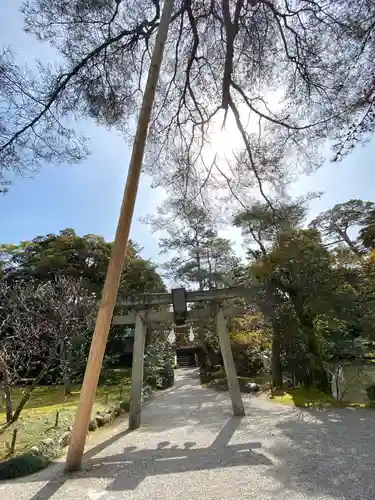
[
  {"xmin": 216, "ymin": 306, "xmax": 245, "ymax": 416},
  {"xmin": 129, "ymin": 314, "xmax": 147, "ymax": 430}
]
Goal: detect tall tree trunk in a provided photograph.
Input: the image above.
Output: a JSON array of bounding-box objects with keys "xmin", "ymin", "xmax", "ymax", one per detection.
[
  {"xmin": 262, "ymin": 282, "xmax": 284, "ymax": 389},
  {"xmin": 300, "ymin": 314, "xmax": 328, "ymax": 391},
  {"xmin": 0, "ymin": 354, "xmax": 13, "ymax": 423},
  {"xmin": 286, "ymin": 289, "xmax": 328, "ymax": 391},
  {"xmin": 339, "ymin": 229, "xmax": 362, "ymax": 257},
  {"xmin": 64, "ymin": 368, "xmax": 72, "ymax": 397},
  {"xmin": 63, "ymin": 343, "xmax": 72, "ymax": 397},
  {"xmin": 271, "ymin": 328, "xmax": 283, "ymax": 390}
]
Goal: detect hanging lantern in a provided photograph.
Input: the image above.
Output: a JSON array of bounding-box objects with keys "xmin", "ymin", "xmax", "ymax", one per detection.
[
  {"xmin": 172, "ymin": 288, "xmax": 187, "ymax": 325},
  {"xmin": 189, "ymin": 325, "xmax": 194, "ymax": 342},
  {"xmin": 167, "ymin": 329, "xmax": 176, "ymax": 345}
]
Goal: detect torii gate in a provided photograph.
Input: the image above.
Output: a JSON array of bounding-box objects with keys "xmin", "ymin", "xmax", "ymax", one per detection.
[{"xmin": 114, "ymin": 286, "xmax": 251, "ymax": 430}]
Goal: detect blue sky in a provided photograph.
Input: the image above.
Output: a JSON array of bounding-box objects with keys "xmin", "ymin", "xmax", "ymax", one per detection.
[{"xmin": 2, "ymin": 1, "xmax": 375, "ymax": 263}]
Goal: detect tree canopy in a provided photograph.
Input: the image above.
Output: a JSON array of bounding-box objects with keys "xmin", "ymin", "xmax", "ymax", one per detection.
[
  {"xmin": 1, "ymin": 1, "xmax": 375, "ymax": 200},
  {"xmin": 309, "ymin": 200, "xmax": 375, "ymax": 255},
  {"xmin": 0, "ymin": 228, "xmax": 165, "ymax": 295},
  {"xmin": 146, "ymin": 201, "xmax": 240, "ymax": 289}
]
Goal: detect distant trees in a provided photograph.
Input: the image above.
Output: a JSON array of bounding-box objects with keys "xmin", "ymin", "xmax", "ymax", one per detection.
[
  {"xmin": 0, "ymin": 229, "xmax": 165, "ymax": 425},
  {"xmin": 359, "ymin": 208, "xmax": 375, "ymax": 251},
  {"xmin": 232, "ymin": 199, "xmax": 375, "ymax": 391},
  {"xmin": 147, "ymin": 202, "xmax": 240, "ymax": 290},
  {"xmin": 0, "ymin": 229, "xmax": 165, "ymax": 296},
  {"xmin": 310, "ymin": 200, "xmax": 375, "ymax": 256},
  {"xmin": 0, "ymin": 276, "xmax": 96, "ymax": 429},
  {"xmin": 2, "ymin": 191, "xmax": 375, "ymax": 410}
]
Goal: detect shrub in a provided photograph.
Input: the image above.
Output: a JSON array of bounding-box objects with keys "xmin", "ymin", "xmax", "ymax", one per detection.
[
  {"xmin": 230, "ymin": 329, "xmax": 270, "ymax": 377},
  {"xmin": 0, "ymin": 439, "xmax": 61, "ymax": 482},
  {"xmin": 0, "ymin": 451, "xmax": 49, "ymax": 480},
  {"xmin": 210, "ymin": 367, "xmax": 226, "ymax": 379}
]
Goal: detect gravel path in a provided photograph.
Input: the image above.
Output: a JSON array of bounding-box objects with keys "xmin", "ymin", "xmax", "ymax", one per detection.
[{"xmin": 2, "ymin": 368, "xmax": 375, "ymax": 500}]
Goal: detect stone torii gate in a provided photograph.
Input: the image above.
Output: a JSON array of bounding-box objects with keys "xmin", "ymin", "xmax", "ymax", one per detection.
[{"xmin": 113, "ymin": 286, "xmax": 250, "ymax": 429}]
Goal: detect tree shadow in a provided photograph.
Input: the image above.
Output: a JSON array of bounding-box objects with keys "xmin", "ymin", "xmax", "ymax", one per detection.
[
  {"xmin": 21, "ymin": 415, "xmax": 270, "ymax": 499},
  {"xmin": 16, "ymin": 370, "xmax": 375, "ymax": 499},
  {"xmin": 77, "ymin": 416, "xmax": 271, "ymax": 492},
  {"xmin": 265, "ymin": 406, "xmax": 375, "ymax": 499}
]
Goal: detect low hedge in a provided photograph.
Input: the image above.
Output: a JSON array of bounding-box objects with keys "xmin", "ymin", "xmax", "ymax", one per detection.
[
  {"xmin": 0, "ymin": 451, "xmax": 49, "ymax": 480},
  {"xmin": 0, "ymin": 400, "xmax": 130, "ymax": 481},
  {"xmin": 0, "ymin": 439, "xmax": 61, "ymax": 482}
]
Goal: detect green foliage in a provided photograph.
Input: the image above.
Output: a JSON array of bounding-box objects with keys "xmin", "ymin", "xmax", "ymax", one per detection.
[
  {"xmin": 0, "ymin": 450, "xmax": 50, "ymax": 480},
  {"xmin": 150, "ymin": 203, "xmax": 240, "ymax": 290},
  {"xmin": 233, "ymin": 201, "xmax": 307, "ymax": 254},
  {"xmin": 249, "ymin": 226, "xmax": 363, "ymax": 389},
  {"xmin": 0, "ymin": 229, "xmax": 165, "ymax": 297},
  {"xmin": 310, "ymin": 199, "xmax": 375, "ymax": 254},
  {"xmin": 270, "ymin": 387, "xmax": 344, "ymax": 408},
  {"xmin": 0, "ymin": 230, "xmax": 111, "ymax": 291},
  {"xmin": 270, "ymin": 387, "xmax": 375, "ymax": 409},
  {"xmin": 99, "ymin": 368, "xmax": 131, "ymax": 386},
  {"xmin": 0, "ymin": 228, "xmax": 165, "ymax": 428},
  {"xmin": 0, "ymin": 369, "xmax": 131, "ymax": 465},
  {"xmin": 359, "ymin": 208, "xmax": 375, "ymax": 250},
  {"xmin": 143, "ymin": 339, "xmax": 174, "ymax": 389},
  {"xmin": 230, "ymin": 328, "xmax": 271, "ymax": 377}
]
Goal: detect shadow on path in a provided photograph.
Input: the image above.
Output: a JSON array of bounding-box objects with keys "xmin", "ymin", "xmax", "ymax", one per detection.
[
  {"xmin": 26, "ymin": 416, "xmax": 269, "ymax": 499},
  {"xmin": 79, "ymin": 416, "xmax": 270, "ymax": 492},
  {"xmin": 266, "ymin": 406, "xmax": 375, "ymax": 500},
  {"xmin": 22, "ymin": 370, "xmax": 269, "ymax": 499},
  {"xmin": 10, "ymin": 370, "xmax": 375, "ymax": 500}
]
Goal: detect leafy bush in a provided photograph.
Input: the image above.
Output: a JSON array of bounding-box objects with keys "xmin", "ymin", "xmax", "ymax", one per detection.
[
  {"xmin": 147, "ymin": 368, "xmax": 174, "ymax": 390},
  {"xmin": 210, "ymin": 367, "xmax": 226, "ymax": 379},
  {"xmin": 230, "ymin": 330, "xmax": 270, "ymax": 377},
  {"xmin": 144, "ymin": 340, "xmax": 174, "ymax": 370},
  {"xmin": 0, "ymin": 437, "xmax": 63, "ymax": 480},
  {"xmin": 231, "ymin": 344, "xmax": 265, "ymax": 376},
  {"xmin": 0, "ymin": 438, "xmax": 61, "ymax": 481},
  {"xmin": 0, "ymin": 451, "xmax": 49, "ymax": 480},
  {"xmin": 143, "ymin": 340, "xmax": 174, "ymax": 389}
]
